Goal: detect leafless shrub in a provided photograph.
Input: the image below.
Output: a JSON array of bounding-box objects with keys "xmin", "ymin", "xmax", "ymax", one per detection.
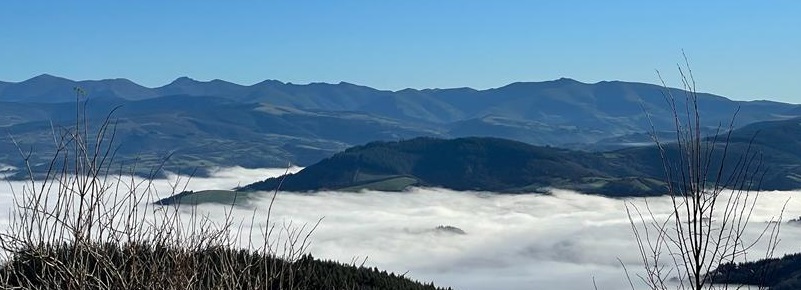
[{"xmin": 626, "ymin": 55, "xmax": 784, "ymax": 290}]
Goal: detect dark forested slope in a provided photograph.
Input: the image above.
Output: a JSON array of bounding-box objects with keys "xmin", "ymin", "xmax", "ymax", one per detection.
[
  {"xmin": 709, "ymin": 252, "xmax": 801, "ymax": 290},
  {"xmin": 238, "ymin": 137, "xmax": 666, "ymax": 196},
  {"xmin": 236, "ymin": 116, "xmax": 801, "ymax": 197}
]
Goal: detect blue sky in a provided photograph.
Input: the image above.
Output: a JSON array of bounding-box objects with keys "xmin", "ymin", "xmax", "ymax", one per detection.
[{"xmin": 1, "ymin": 1, "xmax": 799, "ymax": 102}]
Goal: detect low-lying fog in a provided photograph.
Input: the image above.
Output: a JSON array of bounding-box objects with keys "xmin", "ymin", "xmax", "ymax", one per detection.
[{"xmin": 2, "ymin": 167, "xmax": 800, "ymax": 290}]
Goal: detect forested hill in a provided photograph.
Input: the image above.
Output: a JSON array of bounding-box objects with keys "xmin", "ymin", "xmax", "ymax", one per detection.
[
  {"xmin": 709, "ymin": 252, "xmax": 801, "ymax": 290},
  {"xmin": 238, "ymin": 115, "xmax": 801, "ymax": 197},
  {"xmin": 238, "ymin": 137, "xmax": 668, "ymax": 196}
]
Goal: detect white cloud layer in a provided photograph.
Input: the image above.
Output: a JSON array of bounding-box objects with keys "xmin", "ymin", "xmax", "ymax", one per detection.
[{"xmin": 1, "ymin": 167, "xmax": 799, "ymax": 290}]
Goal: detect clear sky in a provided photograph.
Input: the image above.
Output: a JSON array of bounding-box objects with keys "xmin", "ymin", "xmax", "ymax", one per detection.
[{"xmin": 1, "ymin": 1, "xmax": 799, "ymax": 102}]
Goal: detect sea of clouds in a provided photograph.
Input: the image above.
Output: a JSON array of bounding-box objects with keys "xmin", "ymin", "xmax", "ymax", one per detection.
[{"xmin": 1, "ymin": 166, "xmax": 800, "ymax": 290}]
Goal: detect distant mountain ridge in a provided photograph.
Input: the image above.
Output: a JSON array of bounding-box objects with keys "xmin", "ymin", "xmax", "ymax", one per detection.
[
  {"xmin": 1, "ymin": 74, "xmax": 800, "ymax": 175},
  {"xmin": 0, "ymin": 74, "xmax": 158, "ymax": 103},
  {"xmin": 3, "ymin": 75, "xmax": 797, "ymax": 131}
]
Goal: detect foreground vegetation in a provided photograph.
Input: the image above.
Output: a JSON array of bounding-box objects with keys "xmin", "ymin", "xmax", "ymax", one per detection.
[
  {"xmin": 0, "ymin": 242, "xmax": 445, "ymax": 289},
  {"xmin": 623, "ymin": 60, "xmax": 791, "ymax": 290},
  {"xmin": 0, "ymin": 94, "xmax": 447, "ymax": 289},
  {"xmin": 709, "ymin": 253, "xmax": 801, "ymax": 290}
]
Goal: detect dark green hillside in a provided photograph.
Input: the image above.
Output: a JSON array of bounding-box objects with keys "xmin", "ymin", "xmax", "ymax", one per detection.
[
  {"xmin": 725, "ymin": 117, "xmax": 801, "ymax": 157},
  {"xmin": 709, "ymin": 252, "xmax": 801, "ymax": 290},
  {"xmin": 613, "ymin": 116, "xmax": 801, "ymax": 191},
  {"xmin": 151, "ymin": 115, "xmax": 801, "ymax": 204},
  {"xmin": 237, "ymin": 137, "xmax": 664, "ymax": 196},
  {"xmin": 0, "ymin": 242, "xmax": 450, "ymax": 290}
]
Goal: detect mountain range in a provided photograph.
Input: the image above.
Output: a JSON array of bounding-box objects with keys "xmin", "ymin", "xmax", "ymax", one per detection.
[{"xmin": 1, "ymin": 74, "xmax": 799, "ymax": 176}]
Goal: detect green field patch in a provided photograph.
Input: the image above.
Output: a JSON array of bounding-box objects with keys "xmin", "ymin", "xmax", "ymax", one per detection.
[
  {"xmin": 353, "ymin": 172, "xmax": 396, "ymax": 183},
  {"xmin": 340, "ymin": 176, "xmax": 419, "ymax": 192},
  {"xmin": 155, "ymin": 190, "xmax": 252, "ymax": 206}
]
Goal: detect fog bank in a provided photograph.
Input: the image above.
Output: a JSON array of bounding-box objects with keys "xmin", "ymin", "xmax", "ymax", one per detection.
[{"xmin": 1, "ymin": 167, "xmax": 799, "ymax": 290}]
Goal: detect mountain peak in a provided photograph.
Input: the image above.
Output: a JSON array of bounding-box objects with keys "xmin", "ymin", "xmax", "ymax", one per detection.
[
  {"xmin": 171, "ymin": 76, "xmax": 198, "ymax": 84},
  {"xmin": 552, "ymin": 77, "xmax": 583, "ymax": 84},
  {"xmin": 498, "ymin": 78, "xmax": 585, "ymax": 90},
  {"xmin": 26, "ymin": 73, "xmax": 73, "ymax": 83},
  {"xmin": 253, "ymin": 79, "xmax": 285, "ymax": 87}
]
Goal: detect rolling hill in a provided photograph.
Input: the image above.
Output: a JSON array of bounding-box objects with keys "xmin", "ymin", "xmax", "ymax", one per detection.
[
  {"xmin": 230, "ymin": 116, "xmax": 801, "ymax": 198},
  {"xmin": 235, "ymin": 136, "xmax": 666, "ymax": 196}
]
